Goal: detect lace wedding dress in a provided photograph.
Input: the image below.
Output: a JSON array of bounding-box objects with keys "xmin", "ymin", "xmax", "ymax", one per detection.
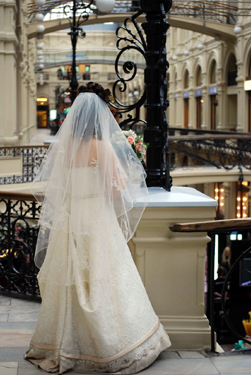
[{"xmin": 25, "ymin": 167, "xmax": 171, "ymax": 374}]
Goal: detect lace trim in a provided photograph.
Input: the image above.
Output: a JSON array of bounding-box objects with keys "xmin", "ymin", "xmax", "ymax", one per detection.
[
  {"xmin": 30, "ymin": 319, "xmax": 160, "ymax": 363},
  {"xmin": 26, "ymin": 324, "xmax": 170, "ymax": 374}
]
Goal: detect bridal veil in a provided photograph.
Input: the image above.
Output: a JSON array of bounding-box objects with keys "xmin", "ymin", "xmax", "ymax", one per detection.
[{"xmin": 31, "ymin": 93, "xmax": 149, "ymax": 273}]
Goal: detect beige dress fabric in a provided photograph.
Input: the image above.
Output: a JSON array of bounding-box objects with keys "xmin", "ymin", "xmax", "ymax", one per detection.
[{"xmin": 25, "ymin": 168, "xmax": 171, "ymax": 373}]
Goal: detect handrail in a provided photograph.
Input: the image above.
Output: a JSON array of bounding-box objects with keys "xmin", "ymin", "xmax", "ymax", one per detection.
[
  {"xmin": 0, "ymin": 191, "xmax": 37, "ymax": 202},
  {"xmin": 168, "ymin": 127, "xmax": 248, "ymax": 135},
  {"xmin": 169, "ymin": 134, "xmax": 251, "ymax": 142},
  {"xmin": 0, "ymin": 145, "xmax": 49, "ymax": 151},
  {"xmin": 170, "ymin": 218, "xmax": 251, "ymax": 232}
]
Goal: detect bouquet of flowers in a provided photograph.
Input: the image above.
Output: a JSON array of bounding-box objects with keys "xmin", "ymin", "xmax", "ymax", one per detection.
[{"xmin": 123, "ymin": 130, "xmax": 148, "ymax": 162}]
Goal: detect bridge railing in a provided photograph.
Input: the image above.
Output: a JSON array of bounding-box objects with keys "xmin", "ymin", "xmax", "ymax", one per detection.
[
  {"xmin": 34, "ymin": 49, "xmax": 145, "ymax": 72},
  {"xmin": 170, "ymin": 1, "xmax": 238, "ymax": 25},
  {"xmin": 27, "ymin": 0, "xmax": 242, "ymax": 25},
  {"xmin": 40, "ymin": 71, "xmax": 118, "ymax": 83},
  {"xmin": 168, "ymin": 127, "xmax": 251, "ymax": 175}
]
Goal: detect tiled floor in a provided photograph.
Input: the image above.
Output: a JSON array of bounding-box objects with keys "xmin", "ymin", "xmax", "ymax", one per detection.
[{"xmin": 0, "ymin": 294, "xmax": 251, "ymax": 375}]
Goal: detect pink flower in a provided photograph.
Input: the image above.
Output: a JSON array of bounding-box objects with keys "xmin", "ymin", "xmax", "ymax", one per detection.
[
  {"xmin": 136, "ymin": 144, "xmax": 142, "ymax": 152},
  {"xmin": 127, "ymin": 136, "xmax": 134, "ymax": 145}
]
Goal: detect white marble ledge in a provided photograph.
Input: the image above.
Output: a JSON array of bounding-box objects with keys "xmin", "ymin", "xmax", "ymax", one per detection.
[{"xmin": 137, "ymin": 186, "xmax": 217, "ymax": 208}]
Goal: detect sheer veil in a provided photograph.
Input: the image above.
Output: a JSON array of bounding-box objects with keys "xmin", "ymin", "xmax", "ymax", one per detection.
[{"xmin": 31, "ymin": 93, "xmax": 149, "ymax": 269}]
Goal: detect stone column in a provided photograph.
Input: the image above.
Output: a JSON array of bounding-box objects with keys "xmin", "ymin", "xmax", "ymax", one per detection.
[
  {"xmin": 0, "ymin": 1, "xmax": 17, "ymax": 144},
  {"xmin": 188, "ymin": 75, "xmax": 194, "ymax": 129},
  {"xmin": 201, "ymin": 73, "xmax": 208, "ymax": 130},
  {"xmin": 217, "ymin": 84, "xmax": 223, "ymax": 131},
  {"xmin": 222, "ymin": 182, "xmax": 230, "ymax": 219},
  {"xmin": 132, "ymin": 187, "xmax": 217, "ymax": 349},
  {"xmin": 175, "ymin": 90, "xmax": 182, "ymax": 128},
  {"xmin": 236, "ymin": 34, "xmax": 245, "ymax": 132}
]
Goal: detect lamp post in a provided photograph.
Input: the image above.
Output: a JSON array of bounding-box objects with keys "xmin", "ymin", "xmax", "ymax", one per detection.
[
  {"xmin": 140, "ymin": 0, "xmax": 172, "ymax": 190},
  {"xmin": 64, "ymin": 0, "xmax": 115, "ymax": 103}
]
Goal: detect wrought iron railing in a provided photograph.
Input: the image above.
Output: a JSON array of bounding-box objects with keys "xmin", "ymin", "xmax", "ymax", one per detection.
[
  {"xmin": 168, "ymin": 128, "xmax": 251, "ymax": 181},
  {"xmin": 1, "ymin": 130, "xmax": 251, "ymax": 186},
  {"xmin": 41, "ymin": 71, "xmax": 119, "ymax": 82},
  {"xmin": 0, "ymin": 192, "xmax": 41, "ymax": 297},
  {"xmin": 171, "ymin": 218, "xmax": 251, "ymax": 352},
  {"xmin": 27, "ymin": 0, "xmax": 250, "ymax": 25},
  {"xmin": 0, "ymin": 146, "xmax": 48, "ymax": 185}
]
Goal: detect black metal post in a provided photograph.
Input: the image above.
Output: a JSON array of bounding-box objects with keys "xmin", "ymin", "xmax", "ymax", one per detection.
[
  {"xmin": 209, "ymin": 233, "xmax": 216, "ymax": 352},
  {"xmin": 140, "ymin": 0, "xmax": 172, "ymax": 190},
  {"xmin": 68, "ymin": 0, "xmax": 79, "ymax": 103}
]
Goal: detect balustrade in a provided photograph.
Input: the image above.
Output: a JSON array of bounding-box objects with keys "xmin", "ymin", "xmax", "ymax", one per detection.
[{"xmin": 0, "ymin": 192, "xmax": 41, "ymax": 297}]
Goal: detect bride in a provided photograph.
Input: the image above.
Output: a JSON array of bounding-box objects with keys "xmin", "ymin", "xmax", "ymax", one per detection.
[{"xmin": 25, "ymin": 82, "xmax": 171, "ymax": 374}]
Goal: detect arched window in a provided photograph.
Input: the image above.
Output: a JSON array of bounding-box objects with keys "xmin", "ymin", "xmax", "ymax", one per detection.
[
  {"xmin": 210, "ymin": 60, "xmax": 217, "ymax": 84},
  {"xmin": 196, "ymin": 66, "xmax": 202, "ymax": 87},
  {"xmin": 227, "ymin": 53, "xmax": 237, "ymax": 86},
  {"xmin": 184, "ymin": 70, "xmax": 189, "ymax": 89}
]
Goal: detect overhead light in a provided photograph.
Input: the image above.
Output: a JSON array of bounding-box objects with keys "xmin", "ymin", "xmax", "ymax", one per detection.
[
  {"xmin": 37, "ymin": 25, "xmax": 45, "ymax": 33},
  {"xmin": 35, "ymin": 13, "xmax": 44, "ymax": 22},
  {"xmin": 234, "ymin": 25, "xmax": 242, "ymax": 35},
  {"xmin": 35, "ymin": 0, "xmax": 46, "ymax": 6},
  {"xmin": 197, "ymin": 43, "xmax": 204, "ymax": 51},
  {"xmin": 96, "ymin": 0, "xmax": 115, "ymax": 13},
  {"xmin": 173, "ymin": 55, "xmax": 178, "ymax": 61},
  {"xmin": 37, "ymin": 97, "xmax": 48, "ymax": 101}
]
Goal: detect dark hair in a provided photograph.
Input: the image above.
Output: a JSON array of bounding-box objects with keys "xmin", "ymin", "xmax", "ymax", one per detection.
[{"xmin": 77, "ymin": 82, "xmax": 111, "ymax": 103}]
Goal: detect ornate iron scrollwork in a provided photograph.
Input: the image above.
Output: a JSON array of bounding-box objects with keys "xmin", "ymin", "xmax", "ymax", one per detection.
[
  {"xmin": 0, "ymin": 197, "xmax": 41, "ymax": 297},
  {"xmin": 109, "ymin": 10, "xmax": 147, "ymax": 129},
  {"xmin": 0, "ymin": 146, "xmax": 48, "ymax": 185},
  {"xmin": 168, "ymin": 128, "xmax": 251, "ymax": 182}
]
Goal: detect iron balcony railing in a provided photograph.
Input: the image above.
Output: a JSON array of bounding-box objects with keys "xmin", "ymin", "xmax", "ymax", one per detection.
[
  {"xmin": 39, "ymin": 71, "xmax": 119, "ymax": 82},
  {"xmin": 168, "ymin": 128, "xmax": 251, "ymax": 181},
  {"xmin": 27, "ymin": 0, "xmax": 251, "ymax": 25},
  {"xmin": 1, "ymin": 130, "xmax": 251, "ymax": 186},
  {"xmin": 0, "ymin": 192, "xmax": 41, "ymax": 298},
  {"xmin": 0, "ymin": 146, "xmax": 49, "ymax": 185}
]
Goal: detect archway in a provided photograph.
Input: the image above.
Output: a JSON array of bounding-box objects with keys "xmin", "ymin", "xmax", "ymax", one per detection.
[
  {"xmin": 227, "ymin": 53, "xmax": 237, "ymax": 86},
  {"xmin": 226, "ymin": 53, "xmax": 238, "ymax": 131}
]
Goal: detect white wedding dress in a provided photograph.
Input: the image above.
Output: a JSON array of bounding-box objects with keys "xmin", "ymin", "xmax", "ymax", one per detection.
[{"xmin": 25, "ymin": 167, "xmax": 171, "ymax": 374}]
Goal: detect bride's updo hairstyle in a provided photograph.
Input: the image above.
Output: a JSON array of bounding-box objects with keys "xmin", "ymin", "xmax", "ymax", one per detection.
[
  {"xmin": 77, "ymin": 82, "xmax": 111, "ymax": 103},
  {"xmin": 71, "ymin": 82, "xmax": 111, "ymax": 141}
]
